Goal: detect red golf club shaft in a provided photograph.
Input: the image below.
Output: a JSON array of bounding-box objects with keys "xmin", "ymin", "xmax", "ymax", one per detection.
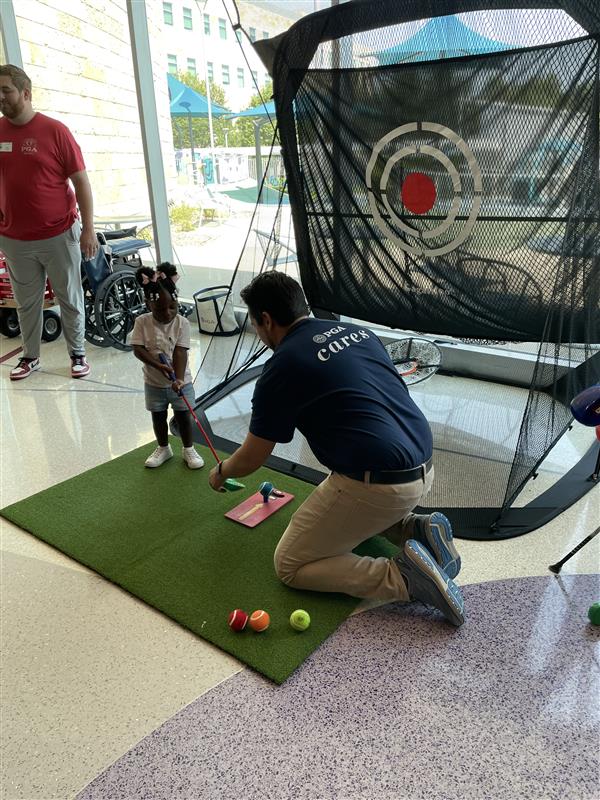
[{"xmin": 158, "ymin": 354, "xmax": 220, "ymax": 464}]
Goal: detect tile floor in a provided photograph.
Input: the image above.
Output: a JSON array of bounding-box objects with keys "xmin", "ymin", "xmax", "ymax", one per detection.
[{"xmin": 1, "ymin": 329, "xmax": 598, "ymax": 799}]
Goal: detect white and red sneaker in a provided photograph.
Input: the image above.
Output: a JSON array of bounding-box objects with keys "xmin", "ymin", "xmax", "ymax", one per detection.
[
  {"xmin": 10, "ymin": 357, "xmax": 40, "ymax": 381},
  {"xmin": 71, "ymin": 355, "xmax": 90, "ymax": 378}
]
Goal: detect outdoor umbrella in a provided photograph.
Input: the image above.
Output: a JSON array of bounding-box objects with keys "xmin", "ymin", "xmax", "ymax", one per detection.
[
  {"xmin": 364, "ymin": 15, "xmax": 510, "ymax": 65},
  {"xmin": 168, "ymin": 73, "xmax": 229, "ymax": 183}
]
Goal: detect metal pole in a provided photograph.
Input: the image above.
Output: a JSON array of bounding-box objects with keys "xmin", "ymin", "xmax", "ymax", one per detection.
[
  {"xmin": 126, "ymin": 0, "xmax": 173, "ymax": 263},
  {"xmin": 181, "ymin": 103, "xmax": 197, "ymax": 184},
  {"xmin": 0, "ymin": 0, "xmax": 23, "ymax": 66},
  {"xmin": 200, "ymin": 0, "xmax": 217, "ymax": 182},
  {"xmin": 254, "ymin": 120, "xmax": 263, "ymax": 203}
]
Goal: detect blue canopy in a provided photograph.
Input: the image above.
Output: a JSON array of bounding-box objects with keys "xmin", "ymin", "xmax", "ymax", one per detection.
[
  {"xmin": 227, "ymin": 100, "xmax": 277, "ymax": 120},
  {"xmin": 367, "ymin": 15, "xmax": 511, "ymax": 65},
  {"xmin": 167, "ymin": 73, "xmax": 229, "ymax": 118}
]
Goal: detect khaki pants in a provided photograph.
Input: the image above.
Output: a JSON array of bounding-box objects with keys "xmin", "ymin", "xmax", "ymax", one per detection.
[
  {"xmin": 274, "ymin": 466, "xmax": 435, "ymax": 602},
  {"xmin": 0, "ymin": 221, "xmax": 85, "ymax": 359}
]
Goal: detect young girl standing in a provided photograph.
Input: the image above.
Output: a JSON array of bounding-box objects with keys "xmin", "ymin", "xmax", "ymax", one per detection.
[{"xmin": 131, "ymin": 264, "xmax": 204, "ymax": 469}]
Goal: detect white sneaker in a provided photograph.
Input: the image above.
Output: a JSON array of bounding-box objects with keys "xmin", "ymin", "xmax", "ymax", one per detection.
[
  {"xmin": 144, "ymin": 445, "xmax": 173, "ymax": 468},
  {"xmin": 182, "ymin": 446, "xmax": 204, "ymax": 469}
]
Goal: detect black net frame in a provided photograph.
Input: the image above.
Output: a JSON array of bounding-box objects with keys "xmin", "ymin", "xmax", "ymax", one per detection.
[{"xmin": 189, "ymin": 0, "xmax": 599, "ymax": 540}]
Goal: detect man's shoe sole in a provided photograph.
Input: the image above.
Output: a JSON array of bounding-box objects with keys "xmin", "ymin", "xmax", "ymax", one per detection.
[
  {"xmin": 401, "ymin": 539, "xmax": 465, "ymax": 627},
  {"xmin": 423, "ymin": 512, "xmax": 461, "ymax": 579}
]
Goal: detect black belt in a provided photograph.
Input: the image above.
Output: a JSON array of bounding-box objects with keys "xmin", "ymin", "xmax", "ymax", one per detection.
[{"xmin": 341, "ymin": 457, "xmax": 433, "ymax": 485}]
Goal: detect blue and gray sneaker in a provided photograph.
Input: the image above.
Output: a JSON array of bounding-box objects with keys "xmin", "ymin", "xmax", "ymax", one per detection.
[
  {"xmin": 396, "ymin": 539, "xmax": 465, "ymax": 627},
  {"xmin": 413, "ymin": 512, "xmax": 461, "ymax": 579}
]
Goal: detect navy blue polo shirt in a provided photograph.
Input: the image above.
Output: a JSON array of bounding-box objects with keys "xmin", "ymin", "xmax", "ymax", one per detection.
[{"xmin": 249, "ymin": 318, "xmax": 433, "ymax": 473}]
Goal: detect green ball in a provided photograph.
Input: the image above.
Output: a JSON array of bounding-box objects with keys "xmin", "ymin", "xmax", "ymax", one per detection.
[
  {"xmin": 588, "ymin": 603, "xmax": 600, "ymax": 626},
  {"xmin": 290, "ymin": 609, "xmax": 311, "ymax": 631}
]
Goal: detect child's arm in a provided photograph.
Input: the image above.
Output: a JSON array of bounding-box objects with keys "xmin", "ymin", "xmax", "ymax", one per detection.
[
  {"xmin": 171, "ymin": 345, "xmax": 189, "ymax": 392},
  {"xmin": 133, "ymin": 345, "xmax": 173, "ymax": 379}
]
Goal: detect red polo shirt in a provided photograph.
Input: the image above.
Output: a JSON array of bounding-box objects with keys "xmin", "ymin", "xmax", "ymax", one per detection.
[{"xmin": 0, "ymin": 112, "xmax": 86, "ymax": 240}]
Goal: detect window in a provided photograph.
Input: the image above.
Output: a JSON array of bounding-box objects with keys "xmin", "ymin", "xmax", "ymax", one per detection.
[
  {"xmin": 207, "ymin": 62, "xmax": 214, "ymax": 81},
  {"xmin": 183, "ymin": 7, "xmax": 192, "ymax": 30},
  {"xmin": 262, "ymin": 30, "xmax": 269, "ymax": 39},
  {"xmin": 236, "ymin": 30, "xmax": 242, "ymax": 43},
  {"xmin": 219, "ymin": 18, "xmax": 227, "ymax": 39},
  {"xmin": 249, "ymin": 27, "xmax": 256, "ymax": 42},
  {"xmin": 251, "ymin": 70, "xmax": 258, "ymax": 85},
  {"xmin": 237, "ymin": 68, "xmax": 244, "ymax": 88},
  {"xmin": 264, "ymin": 73, "xmax": 270, "ymax": 85},
  {"xmin": 163, "ymin": 2, "xmax": 173, "ymax": 25},
  {"xmin": 167, "ymin": 54, "xmax": 178, "ymax": 74},
  {"xmin": 203, "ymin": 13, "xmax": 210, "ymax": 35},
  {"xmin": 187, "ymin": 58, "xmax": 197, "ymax": 76},
  {"xmin": 222, "ymin": 64, "xmax": 230, "ymax": 85}
]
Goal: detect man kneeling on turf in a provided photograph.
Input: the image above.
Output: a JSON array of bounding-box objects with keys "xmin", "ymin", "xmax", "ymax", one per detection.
[{"xmin": 208, "ymin": 272, "xmax": 464, "ymax": 626}]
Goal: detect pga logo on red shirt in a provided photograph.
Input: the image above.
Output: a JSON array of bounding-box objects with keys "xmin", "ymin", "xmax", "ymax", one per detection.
[{"xmin": 21, "ymin": 138, "xmax": 38, "ymax": 154}]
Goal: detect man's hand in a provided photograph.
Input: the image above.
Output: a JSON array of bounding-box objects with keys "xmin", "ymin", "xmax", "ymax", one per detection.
[
  {"xmin": 209, "ymin": 464, "xmax": 226, "ymax": 492},
  {"xmin": 80, "ymin": 227, "xmax": 98, "ymax": 260},
  {"xmin": 171, "ymin": 378, "xmax": 184, "ymax": 394}
]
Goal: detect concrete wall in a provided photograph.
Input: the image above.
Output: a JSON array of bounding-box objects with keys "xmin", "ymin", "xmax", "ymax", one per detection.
[{"xmin": 12, "ymin": 0, "xmax": 177, "ymax": 218}]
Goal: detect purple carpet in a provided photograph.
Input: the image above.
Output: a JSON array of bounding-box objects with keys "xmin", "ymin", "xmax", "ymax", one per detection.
[{"xmin": 77, "ymin": 575, "xmax": 600, "ymax": 800}]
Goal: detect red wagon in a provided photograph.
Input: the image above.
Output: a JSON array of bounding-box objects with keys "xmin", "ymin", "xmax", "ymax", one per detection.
[{"xmin": 0, "ymin": 251, "xmax": 62, "ymax": 340}]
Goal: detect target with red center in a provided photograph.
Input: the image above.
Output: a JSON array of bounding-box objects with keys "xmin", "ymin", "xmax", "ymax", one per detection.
[
  {"xmin": 366, "ymin": 121, "xmax": 482, "ymax": 256},
  {"xmin": 401, "ymin": 172, "xmax": 437, "ymax": 215}
]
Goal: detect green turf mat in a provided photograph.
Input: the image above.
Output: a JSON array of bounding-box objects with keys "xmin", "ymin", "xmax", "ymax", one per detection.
[{"xmin": 0, "ymin": 439, "xmax": 398, "ymax": 684}]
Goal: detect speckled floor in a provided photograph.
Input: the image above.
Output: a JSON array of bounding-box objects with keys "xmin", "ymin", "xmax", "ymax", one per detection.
[
  {"xmin": 76, "ymin": 575, "xmax": 600, "ymax": 800},
  {"xmin": 1, "ymin": 332, "xmax": 599, "ymax": 800}
]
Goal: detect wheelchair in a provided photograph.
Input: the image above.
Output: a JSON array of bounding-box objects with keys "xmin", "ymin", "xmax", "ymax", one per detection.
[
  {"xmin": 0, "ymin": 227, "xmax": 151, "ymax": 351},
  {"xmin": 82, "ymin": 226, "xmax": 151, "ymax": 351}
]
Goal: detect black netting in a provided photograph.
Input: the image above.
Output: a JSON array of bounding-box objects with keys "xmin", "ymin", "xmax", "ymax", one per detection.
[{"xmin": 201, "ymin": 1, "xmax": 599, "ymax": 538}]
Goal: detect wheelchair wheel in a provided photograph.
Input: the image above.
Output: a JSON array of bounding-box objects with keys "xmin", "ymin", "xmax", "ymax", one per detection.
[
  {"xmin": 41, "ymin": 310, "xmax": 62, "ymax": 342},
  {"xmin": 93, "ymin": 271, "xmax": 146, "ymax": 351},
  {"xmin": 0, "ymin": 309, "xmax": 20, "ymax": 338},
  {"xmin": 82, "ymin": 274, "xmax": 111, "ymax": 348}
]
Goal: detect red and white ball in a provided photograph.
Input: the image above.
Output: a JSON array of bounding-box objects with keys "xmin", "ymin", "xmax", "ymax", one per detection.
[{"xmin": 228, "ymin": 608, "xmax": 248, "ymax": 631}]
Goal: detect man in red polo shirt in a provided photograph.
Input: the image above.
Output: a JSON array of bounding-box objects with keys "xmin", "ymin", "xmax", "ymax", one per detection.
[{"xmin": 0, "ymin": 64, "xmax": 97, "ymax": 380}]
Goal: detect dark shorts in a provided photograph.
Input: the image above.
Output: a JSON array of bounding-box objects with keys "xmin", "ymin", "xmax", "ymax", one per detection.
[{"xmin": 144, "ymin": 382, "xmax": 195, "ymax": 412}]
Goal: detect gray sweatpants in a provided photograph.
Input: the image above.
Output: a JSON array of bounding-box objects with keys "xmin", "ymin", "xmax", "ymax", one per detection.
[{"xmin": 0, "ymin": 221, "xmax": 85, "ymax": 359}]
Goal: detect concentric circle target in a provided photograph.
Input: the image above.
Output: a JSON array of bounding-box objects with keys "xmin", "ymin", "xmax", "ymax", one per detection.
[{"xmin": 366, "ymin": 121, "xmax": 482, "ymax": 256}]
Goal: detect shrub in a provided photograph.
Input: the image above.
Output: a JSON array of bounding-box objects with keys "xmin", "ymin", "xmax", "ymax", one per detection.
[{"xmin": 169, "ymin": 203, "xmax": 200, "ymax": 231}]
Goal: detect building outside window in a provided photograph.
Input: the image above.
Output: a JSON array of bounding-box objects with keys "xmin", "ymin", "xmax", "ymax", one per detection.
[
  {"xmin": 237, "ymin": 67, "xmax": 244, "ymax": 88},
  {"xmin": 207, "ymin": 62, "xmax": 214, "ymax": 81},
  {"xmin": 251, "ymin": 70, "xmax": 258, "ymax": 86},
  {"xmin": 183, "ymin": 7, "xmax": 193, "ymax": 30},
  {"xmin": 222, "ymin": 64, "xmax": 230, "ymax": 85},
  {"xmin": 203, "ymin": 13, "xmax": 210, "ymax": 35},
  {"xmin": 167, "ymin": 54, "xmax": 178, "ymax": 74},
  {"xmin": 163, "ymin": 2, "xmax": 173, "ymax": 25},
  {"xmin": 219, "ymin": 18, "xmax": 227, "ymax": 40},
  {"xmin": 187, "ymin": 58, "xmax": 197, "ymax": 76},
  {"xmin": 249, "ymin": 27, "xmax": 256, "ymax": 42}
]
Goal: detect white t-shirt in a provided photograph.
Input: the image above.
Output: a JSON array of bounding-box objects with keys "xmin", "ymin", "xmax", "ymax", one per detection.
[{"xmin": 131, "ymin": 313, "xmax": 194, "ymax": 388}]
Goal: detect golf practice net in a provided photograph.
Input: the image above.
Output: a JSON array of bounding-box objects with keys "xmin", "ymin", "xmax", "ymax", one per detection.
[{"xmin": 193, "ymin": 0, "xmax": 599, "ymax": 540}]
